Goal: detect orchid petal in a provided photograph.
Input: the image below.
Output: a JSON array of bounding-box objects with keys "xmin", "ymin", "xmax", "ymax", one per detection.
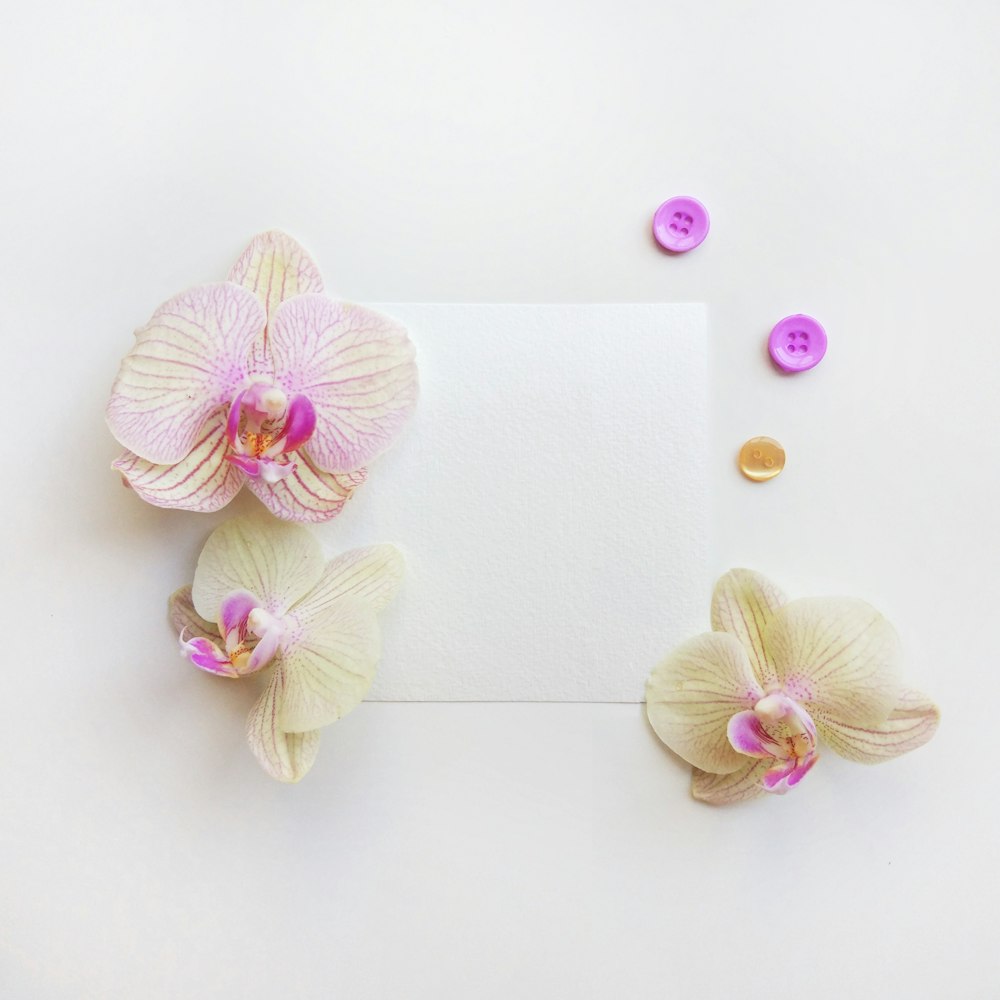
[
  {"xmin": 246, "ymin": 666, "xmax": 321, "ymax": 783},
  {"xmin": 711, "ymin": 569, "xmax": 786, "ymax": 687},
  {"xmin": 268, "ymin": 295, "xmax": 418, "ymax": 473},
  {"xmin": 113, "ymin": 408, "xmax": 245, "ymax": 513},
  {"xmin": 228, "ymin": 231, "xmax": 324, "ymax": 370},
  {"xmin": 278, "ymin": 597, "xmax": 381, "ymax": 733},
  {"xmin": 646, "ymin": 633, "xmax": 764, "ymax": 775},
  {"xmin": 168, "ymin": 586, "xmax": 219, "ymax": 642},
  {"xmin": 691, "ymin": 760, "xmax": 769, "ymax": 805},
  {"xmin": 818, "ymin": 689, "xmax": 940, "ymax": 764},
  {"xmin": 765, "ymin": 597, "xmax": 903, "ymax": 729},
  {"xmin": 191, "ymin": 516, "xmax": 324, "ymax": 622},
  {"xmin": 290, "ymin": 545, "xmax": 405, "ymax": 626},
  {"xmin": 106, "ymin": 283, "xmax": 263, "ymax": 464},
  {"xmin": 246, "ymin": 451, "xmax": 367, "ymax": 523}
]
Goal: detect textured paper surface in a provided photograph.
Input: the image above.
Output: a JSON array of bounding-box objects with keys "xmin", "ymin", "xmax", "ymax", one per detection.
[{"xmin": 322, "ymin": 304, "xmax": 708, "ymax": 701}]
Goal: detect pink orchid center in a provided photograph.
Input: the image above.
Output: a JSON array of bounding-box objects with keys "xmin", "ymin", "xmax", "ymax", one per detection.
[
  {"xmin": 223, "ymin": 379, "xmax": 317, "ymax": 484},
  {"xmin": 179, "ymin": 590, "xmax": 286, "ymax": 678},
  {"xmin": 727, "ymin": 692, "xmax": 819, "ymax": 795}
]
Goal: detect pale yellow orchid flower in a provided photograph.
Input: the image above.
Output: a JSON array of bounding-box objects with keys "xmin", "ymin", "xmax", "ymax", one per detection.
[
  {"xmin": 646, "ymin": 570, "xmax": 939, "ymax": 804},
  {"xmin": 169, "ymin": 516, "xmax": 403, "ymax": 782}
]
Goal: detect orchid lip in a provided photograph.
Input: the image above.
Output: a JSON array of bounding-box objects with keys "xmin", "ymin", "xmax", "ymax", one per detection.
[
  {"xmin": 180, "ymin": 590, "xmax": 286, "ymax": 678},
  {"xmin": 223, "ymin": 384, "xmax": 315, "ymax": 483},
  {"xmin": 727, "ymin": 691, "xmax": 819, "ymax": 795},
  {"xmin": 179, "ymin": 631, "xmax": 239, "ymax": 678},
  {"xmin": 763, "ymin": 753, "xmax": 819, "ymax": 793},
  {"xmin": 257, "ymin": 457, "xmax": 297, "ymax": 484},
  {"xmin": 225, "ymin": 453, "xmax": 261, "ymax": 476}
]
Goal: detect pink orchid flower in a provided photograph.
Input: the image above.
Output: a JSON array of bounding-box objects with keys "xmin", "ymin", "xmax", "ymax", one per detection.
[
  {"xmin": 107, "ymin": 231, "xmax": 418, "ymax": 522},
  {"xmin": 646, "ymin": 569, "xmax": 939, "ymax": 804},
  {"xmin": 170, "ymin": 515, "xmax": 403, "ymax": 782}
]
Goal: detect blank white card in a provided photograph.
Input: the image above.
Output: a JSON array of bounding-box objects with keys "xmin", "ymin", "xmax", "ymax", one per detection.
[{"xmin": 323, "ymin": 304, "xmax": 709, "ymax": 702}]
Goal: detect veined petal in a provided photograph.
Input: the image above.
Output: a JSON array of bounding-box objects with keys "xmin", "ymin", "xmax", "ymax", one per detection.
[
  {"xmin": 246, "ymin": 666, "xmax": 321, "ymax": 783},
  {"xmin": 278, "ymin": 597, "xmax": 381, "ymax": 733},
  {"xmin": 168, "ymin": 586, "xmax": 219, "ymax": 643},
  {"xmin": 106, "ymin": 283, "xmax": 264, "ymax": 464},
  {"xmin": 228, "ymin": 231, "xmax": 324, "ymax": 370},
  {"xmin": 113, "ymin": 408, "xmax": 245, "ymax": 512},
  {"xmin": 711, "ymin": 569, "xmax": 786, "ymax": 687},
  {"xmin": 691, "ymin": 760, "xmax": 769, "ymax": 805},
  {"xmin": 247, "ymin": 451, "xmax": 367, "ymax": 523},
  {"xmin": 268, "ymin": 295, "xmax": 418, "ymax": 473},
  {"xmin": 646, "ymin": 633, "xmax": 764, "ymax": 775},
  {"xmin": 766, "ymin": 597, "xmax": 903, "ymax": 729},
  {"xmin": 191, "ymin": 516, "xmax": 324, "ymax": 622},
  {"xmin": 290, "ymin": 545, "xmax": 405, "ymax": 623},
  {"xmin": 819, "ymin": 689, "xmax": 940, "ymax": 764}
]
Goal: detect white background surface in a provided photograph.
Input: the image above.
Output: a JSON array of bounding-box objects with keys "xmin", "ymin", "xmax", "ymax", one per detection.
[
  {"xmin": 353, "ymin": 303, "xmax": 708, "ymax": 700},
  {"xmin": 2, "ymin": 2, "xmax": 999, "ymax": 998}
]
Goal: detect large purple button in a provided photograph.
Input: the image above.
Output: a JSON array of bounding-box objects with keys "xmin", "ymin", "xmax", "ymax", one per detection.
[
  {"xmin": 652, "ymin": 196, "xmax": 710, "ymax": 253},
  {"xmin": 768, "ymin": 314, "xmax": 827, "ymax": 373}
]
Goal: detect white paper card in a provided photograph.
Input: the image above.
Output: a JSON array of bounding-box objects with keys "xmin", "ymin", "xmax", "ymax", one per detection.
[{"xmin": 323, "ymin": 304, "xmax": 709, "ymax": 702}]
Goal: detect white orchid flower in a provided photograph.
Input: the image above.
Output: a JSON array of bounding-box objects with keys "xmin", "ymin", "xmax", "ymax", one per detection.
[
  {"xmin": 646, "ymin": 569, "xmax": 939, "ymax": 804},
  {"xmin": 169, "ymin": 516, "xmax": 403, "ymax": 782},
  {"xmin": 107, "ymin": 231, "xmax": 418, "ymax": 522}
]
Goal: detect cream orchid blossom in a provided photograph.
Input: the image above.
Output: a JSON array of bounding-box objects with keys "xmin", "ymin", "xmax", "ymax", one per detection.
[
  {"xmin": 646, "ymin": 569, "xmax": 939, "ymax": 805},
  {"xmin": 107, "ymin": 231, "xmax": 418, "ymax": 522},
  {"xmin": 169, "ymin": 516, "xmax": 403, "ymax": 782}
]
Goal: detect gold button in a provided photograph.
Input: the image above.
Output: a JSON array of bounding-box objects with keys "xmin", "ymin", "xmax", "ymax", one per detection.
[{"xmin": 738, "ymin": 436, "xmax": 785, "ymax": 482}]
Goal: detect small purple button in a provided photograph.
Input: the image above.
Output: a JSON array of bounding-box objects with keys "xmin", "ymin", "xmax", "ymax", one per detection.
[
  {"xmin": 652, "ymin": 196, "xmax": 710, "ymax": 253},
  {"xmin": 768, "ymin": 314, "xmax": 827, "ymax": 373}
]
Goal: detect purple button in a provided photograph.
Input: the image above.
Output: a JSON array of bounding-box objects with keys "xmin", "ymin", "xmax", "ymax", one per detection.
[
  {"xmin": 652, "ymin": 196, "xmax": 710, "ymax": 253},
  {"xmin": 768, "ymin": 314, "xmax": 827, "ymax": 373}
]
